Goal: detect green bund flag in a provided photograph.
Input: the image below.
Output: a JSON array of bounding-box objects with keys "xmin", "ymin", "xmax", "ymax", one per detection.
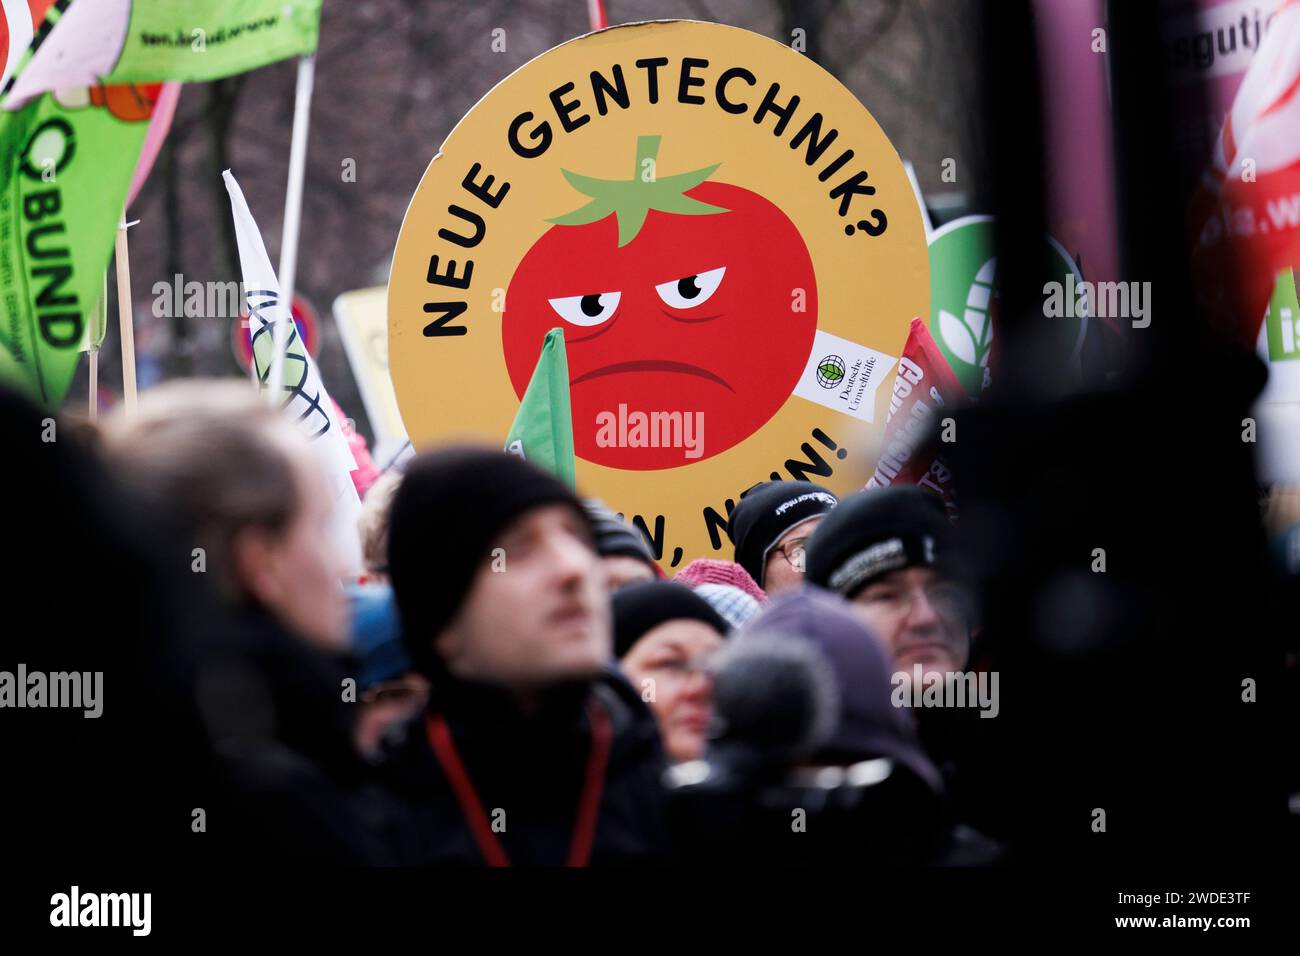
[
  {"xmin": 5, "ymin": 0, "xmax": 322, "ymax": 103},
  {"xmin": 0, "ymin": 91, "xmax": 150, "ymax": 406},
  {"xmin": 102, "ymin": 0, "xmax": 322, "ymax": 84},
  {"xmin": 505, "ymin": 327, "xmax": 577, "ymax": 489}
]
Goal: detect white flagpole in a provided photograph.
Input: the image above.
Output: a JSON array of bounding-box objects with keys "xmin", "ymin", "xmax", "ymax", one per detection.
[
  {"xmin": 87, "ymin": 351, "xmax": 97, "ymax": 419},
  {"xmin": 114, "ymin": 216, "xmax": 139, "ymax": 418},
  {"xmin": 269, "ymin": 53, "xmax": 315, "ymax": 402},
  {"xmin": 89, "ymin": 272, "xmax": 107, "ymax": 420}
]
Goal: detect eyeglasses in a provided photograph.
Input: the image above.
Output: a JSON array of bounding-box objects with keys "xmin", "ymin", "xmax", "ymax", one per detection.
[
  {"xmin": 361, "ymin": 678, "xmax": 429, "ymax": 707},
  {"xmin": 644, "ymin": 647, "xmax": 724, "ymax": 681},
  {"xmin": 771, "ymin": 537, "xmax": 809, "ymax": 571},
  {"xmin": 857, "ymin": 581, "xmax": 971, "ymax": 624}
]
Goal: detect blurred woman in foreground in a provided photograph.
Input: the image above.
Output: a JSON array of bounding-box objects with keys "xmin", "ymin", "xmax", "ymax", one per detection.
[{"xmin": 102, "ymin": 380, "xmax": 398, "ymax": 864}]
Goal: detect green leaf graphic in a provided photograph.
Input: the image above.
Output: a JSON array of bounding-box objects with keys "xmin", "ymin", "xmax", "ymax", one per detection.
[{"xmin": 819, "ymin": 362, "xmax": 844, "ymax": 382}]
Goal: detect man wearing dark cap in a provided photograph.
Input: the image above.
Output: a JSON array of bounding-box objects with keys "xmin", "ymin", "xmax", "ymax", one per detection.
[
  {"xmin": 727, "ymin": 480, "xmax": 838, "ymax": 595},
  {"xmin": 804, "ymin": 488, "xmax": 999, "ymax": 842},
  {"xmin": 381, "ymin": 446, "xmax": 670, "ymax": 865},
  {"xmin": 805, "ymin": 486, "xmax": 972, "ymax": 679},
  {"xmin": 582, "ymin": 498, "xmax": 662, "ymax": 589}
]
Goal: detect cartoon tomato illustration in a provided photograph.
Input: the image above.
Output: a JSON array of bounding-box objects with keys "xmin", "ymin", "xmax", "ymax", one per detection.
[{"xmin": 503, "ymin": 135, "xmax": 818, "ymax": 470}]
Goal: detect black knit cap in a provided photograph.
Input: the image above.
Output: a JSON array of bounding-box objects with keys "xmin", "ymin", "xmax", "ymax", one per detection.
[
  {"xmin": 727, "ymin": 480, "xmax": 838, "ymax": 588},
  {"xmin": 581, "ymin": 499, "xmax": 658, "ymax": 569},
  {"xmin": 612, "ymin": 580, "xmax": 729, "ymax": 659},
  {"xmin": 387, "ymin": 445, "xmax": 591, "ymax": 678},
  {"xmin": 805, "ymin": 486, "xmax": 957, "ymax": 599}
]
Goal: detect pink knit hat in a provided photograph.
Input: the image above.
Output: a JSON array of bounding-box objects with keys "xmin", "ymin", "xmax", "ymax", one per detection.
[{"xmin": 673, "ymin": 559, "xmax": 767, "ymax": 604}]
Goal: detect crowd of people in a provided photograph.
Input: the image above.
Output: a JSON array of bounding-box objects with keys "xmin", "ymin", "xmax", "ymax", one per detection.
[{"xmin": 7, "ymin": 376, "xmax": 1291, "ymax": 867}]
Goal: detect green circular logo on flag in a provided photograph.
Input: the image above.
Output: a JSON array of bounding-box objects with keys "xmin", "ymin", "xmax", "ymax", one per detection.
[
  {"xmin": 927, "ymin": 215, "xmax": 1088, "ymax": 395},
  {"xmin": 21, "ymin": 118, "xmax": 75, "ymax": 180}
]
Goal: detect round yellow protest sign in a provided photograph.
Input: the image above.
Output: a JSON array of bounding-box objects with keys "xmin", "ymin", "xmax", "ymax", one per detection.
[{"xmin": 389, "ymin": 19, "xmax": 928, "ymax": 569}]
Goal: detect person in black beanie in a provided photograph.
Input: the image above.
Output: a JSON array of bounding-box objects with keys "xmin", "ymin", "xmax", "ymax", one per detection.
[
  {"xmin": 381, "ymin": 446, "xmax": 670, "ymax": 865},
  {"xmin": 804, "ymin": 486, "xmax": 972, "ymax": 679},
  {"xmin": 612, "ymin": 581, "xmax": 729, "ymax": 763},
  {"xmin": 727, "ymin": 480, "xmax": 838, "ymax": 595},
  {"xmin": 804, "ymin": 486, "xmax": 995, "ymax": 835},
  {"xmin": 582, "ymin": 498, "xmax": 662, "ymax": 589}
]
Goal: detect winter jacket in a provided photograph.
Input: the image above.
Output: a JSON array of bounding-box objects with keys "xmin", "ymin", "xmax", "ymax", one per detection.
[
  {"xmin": 199, "ymin": 609, "xmax": 404, "ymax": 865},
  {"xmin": 378, "ymin": 666, "xmax": 671, "ymax": 866}
]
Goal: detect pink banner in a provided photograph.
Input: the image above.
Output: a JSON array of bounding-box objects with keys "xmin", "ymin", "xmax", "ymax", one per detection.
[{"xmin": 125, "ymin": 81, "xmax": 181, "ymax": 209}]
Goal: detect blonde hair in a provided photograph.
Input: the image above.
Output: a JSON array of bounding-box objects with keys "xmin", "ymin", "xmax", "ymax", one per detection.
[
  {"xmin": 101, "ymin": 379, "xmax": 306, "ymax": 603},
  {"xmin": 358, "ymin": 470, "xmax": 401, "ymax": 575}
]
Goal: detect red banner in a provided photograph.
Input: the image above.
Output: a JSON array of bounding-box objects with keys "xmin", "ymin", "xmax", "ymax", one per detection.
[
  {"xmin": 866, "ymin": 317, "xmax": 967, "ymax": 515},
  {"xmin": 1191, "ymin": 0, "xmax": 1300, "ymax": 344}
]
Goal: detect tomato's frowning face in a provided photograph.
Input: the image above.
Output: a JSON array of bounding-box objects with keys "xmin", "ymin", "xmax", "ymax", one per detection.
[{"xmin": 502, "ymin": 138, "xmax": 818, "ymax": 470}]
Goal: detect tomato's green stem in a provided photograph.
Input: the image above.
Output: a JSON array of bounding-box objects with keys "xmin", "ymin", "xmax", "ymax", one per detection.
[
  {"xmin": 635, "ymin": 135, "xmax": 661, "ymax": 179},
  {"xmin": 548, "ymin": 136, "xmax": 728, "ymax": 247}
]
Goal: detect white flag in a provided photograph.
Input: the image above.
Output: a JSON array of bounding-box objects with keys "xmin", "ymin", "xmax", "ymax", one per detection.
[{"xmin": 222, "ymin": 169, "xmax": 362, "ymax": 572}]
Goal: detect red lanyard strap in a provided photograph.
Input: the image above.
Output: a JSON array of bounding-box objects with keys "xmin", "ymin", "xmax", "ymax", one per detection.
[
  {"xmin": 566, "ymin": 698, "xmax": 612, "ymax": 867},
  {"xmin": 425, "ymin": 697, "xmax": 613, "ymax": 867}
]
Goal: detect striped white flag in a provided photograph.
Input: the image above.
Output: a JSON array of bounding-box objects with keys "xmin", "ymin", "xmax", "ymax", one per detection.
[{"xmin": 223, "ymin": 168, "xmax": 363, "ymax": 573}]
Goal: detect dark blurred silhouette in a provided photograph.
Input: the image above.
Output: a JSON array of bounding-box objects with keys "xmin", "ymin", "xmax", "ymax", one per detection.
[
  {"xmin": 1, "ymin": 383, "xmax": 215, "ymax": 866},
  {"xmin": 929, "ymin": 0, "xmax": 1284, "ymax": 864},
  {"xmin": 668, "ymin": 588, "xmax": 1001, "ymax": 865}
]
